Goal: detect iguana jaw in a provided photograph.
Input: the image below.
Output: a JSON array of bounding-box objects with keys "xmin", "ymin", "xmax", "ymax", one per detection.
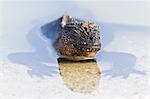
[
  {"xmin": 59, "ymin": 52, "xmax": 97, "ymax": 61},
  {"xmin": 60, "ymin": 56, "xmax": 95, "ymax": 61}
]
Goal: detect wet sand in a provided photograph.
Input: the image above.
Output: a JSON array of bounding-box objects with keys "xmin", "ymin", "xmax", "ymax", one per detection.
[{"xmin": 58, "ymin": 58, "xmax": 101, "ymax": 93}]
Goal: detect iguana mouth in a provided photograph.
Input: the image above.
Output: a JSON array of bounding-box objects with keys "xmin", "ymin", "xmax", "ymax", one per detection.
[
  {"xmin": 86, "ymin": 47, "xmax": 100, "ymax": 52},
  {"xmin": 90, "ymin": 43, "xmax": 101, "ymax": 49},
  {"xmin": 77, "ymin": 43, "xmax": 101, "ymax": 51}
]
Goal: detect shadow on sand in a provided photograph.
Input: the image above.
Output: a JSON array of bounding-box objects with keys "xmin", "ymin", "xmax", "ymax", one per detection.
[
  {"xmin": 96, "ymin": 22, "xmax": 148, "ymax": 78},
  {"xmin": 8, "ymin": 24, "xmax": 58, "ymax": 78},
  {"xmin": 8, "ymin": 13, "xmax": 149, "ymax": 78}
]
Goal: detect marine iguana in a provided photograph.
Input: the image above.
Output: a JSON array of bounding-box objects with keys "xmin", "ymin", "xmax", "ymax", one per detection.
[{"xmin": 41, "ymin": 14, "xmax": 101, "ymax": 61}]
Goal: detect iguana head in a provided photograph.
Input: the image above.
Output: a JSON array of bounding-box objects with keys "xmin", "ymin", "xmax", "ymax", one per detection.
[{"xmin": 56, "ymin": 15, "xmax": 101, "ymax": 60}]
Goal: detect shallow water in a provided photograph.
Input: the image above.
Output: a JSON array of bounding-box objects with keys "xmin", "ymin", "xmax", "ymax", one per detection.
[{"xmin": 1, "ymin": 1, "xmax": 150, "ymax": 98}]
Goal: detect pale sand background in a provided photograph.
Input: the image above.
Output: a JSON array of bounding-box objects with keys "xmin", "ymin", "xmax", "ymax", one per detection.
[{"xmin": 0, "ymin": 0, "xmax": 150, "ymax": 99}]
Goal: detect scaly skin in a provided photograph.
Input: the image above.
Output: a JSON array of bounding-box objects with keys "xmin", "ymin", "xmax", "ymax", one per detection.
[{"xmin": 52, "ymin": 15, "xmax": 101, "ymax": 61}]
